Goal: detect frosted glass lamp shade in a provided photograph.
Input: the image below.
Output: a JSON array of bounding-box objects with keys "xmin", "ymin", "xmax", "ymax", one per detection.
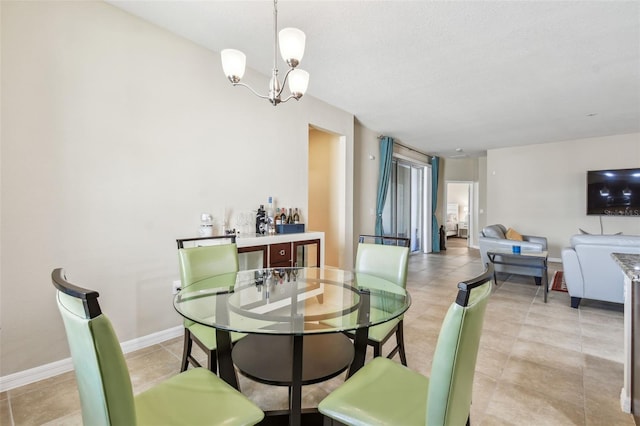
[
  {"xmin": 288, "ymin": 69, "xmax": 309, "ymax": 98},
  {"xmin": 279, "ymin": 28, "xmax": 305, "ymax": 67},
  {"xmin": 221, "ymin": 49, "xmax": 246, "ymax": 83}
]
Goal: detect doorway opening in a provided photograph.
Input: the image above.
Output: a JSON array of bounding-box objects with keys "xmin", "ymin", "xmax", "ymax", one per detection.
[
  {"xmin": 308, "ymin": 127, "xmax": 345, "ymax": 268},
  {"xmin": 444, "ymin": 182, "xmax": 473, "ymax": 248}
]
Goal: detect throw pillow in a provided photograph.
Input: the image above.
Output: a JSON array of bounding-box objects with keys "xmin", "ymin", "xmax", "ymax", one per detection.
[{"xmin": 506, "ymin": 228, "xmax": 524, "ymax": 241}]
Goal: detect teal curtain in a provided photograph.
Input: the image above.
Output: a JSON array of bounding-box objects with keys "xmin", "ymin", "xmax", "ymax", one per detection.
[
  {"xmin": 375, "ymin": 137, "xmax": 394, "ymax": 237},
  {"xmin": 431, "ymin": 156, "xmax": 440, "ymax": 252}
]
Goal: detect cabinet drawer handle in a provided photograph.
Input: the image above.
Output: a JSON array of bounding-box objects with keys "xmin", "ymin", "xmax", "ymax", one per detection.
[{"xmin": 279, "ymin": 249, "xmax": 286, "ymax": 256}]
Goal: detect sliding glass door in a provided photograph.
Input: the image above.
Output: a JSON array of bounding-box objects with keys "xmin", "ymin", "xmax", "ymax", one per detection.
[{"xmin": 382, "ymin": 159, "xmax": 427, "ymax": 252}]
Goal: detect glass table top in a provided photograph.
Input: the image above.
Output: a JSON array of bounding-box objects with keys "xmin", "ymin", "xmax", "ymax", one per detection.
[{"xmin": 174, "ymin": 267, "xmax": 411, "ymax": 335}]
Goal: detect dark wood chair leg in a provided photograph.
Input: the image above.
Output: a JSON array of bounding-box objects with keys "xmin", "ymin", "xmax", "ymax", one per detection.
[
  {"xmin": 373, "ymin": 342, "xmax": 381, "ymax": 358},
  {"xmin": 396, "ymin": 321, "xmax": 408, "ymax": 366},
  {"xmin": 206, "ymin": 348, "xmax": 217, "ymax": 374},
  {"xmin": 571, "ymin": 297, "xmax": 581, "ymax": 309},
  {"xmin": 180, "ymin": 329, "xmax": 192, "ymax": 372}
]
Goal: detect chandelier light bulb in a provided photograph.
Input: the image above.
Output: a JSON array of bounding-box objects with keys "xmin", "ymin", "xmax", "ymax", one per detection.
[
  {"xmin": 288, "ymin": 69, "xmax": 309, "ymax": 98},
  {"xmin": 279, "ymin": 28, "xmax": 306, "ymax": 68},
  {"xmin": 221, "ymin": 49, "xmax": 246, "ymax": 83}
]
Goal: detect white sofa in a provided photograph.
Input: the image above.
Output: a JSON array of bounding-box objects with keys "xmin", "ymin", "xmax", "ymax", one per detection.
[{"xmin": 561, "ymin": 234, "xmax": 640, "ymax": 308}]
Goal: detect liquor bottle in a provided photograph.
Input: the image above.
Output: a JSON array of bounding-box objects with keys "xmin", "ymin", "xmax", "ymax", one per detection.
[
  {"xmin": 287, "ymin": 208, "xmax": 294, "ymax": 224},
  {"xmin": 280, "ymin": 208, "xmax": 287, "ymax": 225},
  {"xmin": 293, "ymin": 208, "xmax": 300, "ymax": 224},
  {"xmin": 256, "ymin": 205, "xmax": 266, "ymax": 235},
  {"xmin": 275, "ymin": 208, "xmax": 282, "ymax": 226},
  {"xmin": 267, "ymin": 197, "xmax": 275, "ymax": 235}
]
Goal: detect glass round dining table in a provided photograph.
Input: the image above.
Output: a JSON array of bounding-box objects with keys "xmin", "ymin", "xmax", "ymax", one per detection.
[{"xmin": 174, "ymin": 267, "xmax": 411, "ymax": 426}]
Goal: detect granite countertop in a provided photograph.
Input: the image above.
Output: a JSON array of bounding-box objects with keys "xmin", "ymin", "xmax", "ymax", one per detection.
[{"xmin": 611, "ymin": 253, "xmax": 640, "ymax": 282}]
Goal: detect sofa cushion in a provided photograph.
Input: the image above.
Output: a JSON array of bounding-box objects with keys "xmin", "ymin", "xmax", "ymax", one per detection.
[
  {"xmin": 482, "ymin": 225, "xmax": 506, "ymax": 239},
  {"xmin": 570, "ymin": 234, "xmax": 640, "ymax": 248},
  {"xmin": 506, "ymin": 228, "xmax": 524, "ymax": 241}
]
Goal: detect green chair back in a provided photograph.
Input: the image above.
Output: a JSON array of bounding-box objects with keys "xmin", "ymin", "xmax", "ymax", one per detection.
[
  {"xmin": 178, "ymin": 243, "xmax": 239, "ymax": 287},
  {"xmin": 426, "ymin": 267, "xmax": 493, "ymax": 426},
  {"xmin": 355, "ymin": 242, "xmax": 409, "ymax": 288},
  {"xmin": 52, "ymin": 269, "xmax": 136, "ymax": 426}
]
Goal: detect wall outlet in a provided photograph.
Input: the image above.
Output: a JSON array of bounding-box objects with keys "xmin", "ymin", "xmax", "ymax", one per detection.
[{"xmin": 172, "ymin": 280, "xmax": 181, "ymax": 295}]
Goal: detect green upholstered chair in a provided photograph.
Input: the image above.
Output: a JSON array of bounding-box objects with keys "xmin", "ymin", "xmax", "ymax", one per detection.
[
  {"xmin": 177, "ymin": 239, "xmax": 245, "ymax": 373},
  {"xmin": 52, "ymin": 268, "xmax": 264, "ymax": 426},
  {"xmin": 318, "ymin": 264, "xmax": 494, "ymax": 426},
  {"xmin": 353, "ymin": 235, "xmax": 410, "ymax": 365}
]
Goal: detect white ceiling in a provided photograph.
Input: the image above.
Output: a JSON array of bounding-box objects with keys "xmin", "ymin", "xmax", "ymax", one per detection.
[{"xmin": 108, "ymin": 0, "xmax": 640, "ymax": 158}]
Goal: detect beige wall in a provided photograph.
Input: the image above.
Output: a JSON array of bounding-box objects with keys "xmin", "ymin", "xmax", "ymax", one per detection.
[
  {"xmin": 353, "ymin": 121, "xmax": 379, "ymax": 243},
  {"xmin": 487, "ymin": 133, "xmax": 640, "ymax": 258},
  {"xmin": 478, "ymin": 156, "xmax": 488, "ymax": 235},
  {"xmin": 442, "ymin": 157, "xmax": 480, "ymax": 182},
  {"xmin": 0, "ymin": 1, "xmax": 355, "ymax": 376}
]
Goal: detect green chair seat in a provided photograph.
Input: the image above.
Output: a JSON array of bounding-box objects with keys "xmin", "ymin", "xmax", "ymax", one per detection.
[
  {"xmin": 186, "ymin": 322, "xmax": 246, "ymax": 350},
  {"xmin": 365, "ymin": 316, "xmax": 401, "ymax": 343},
  {"xmin": 319, "ymin": 265, "xmax": 494, "ymax": 426},
  {"xmin": 324, "ymin": 308, "xmax": 401, "ymax": 345},
  {"xmin": 337, "ymin": 312, "xmax": 401, "ymax": 343},
  {"xmin": 136, "ymin": 367, "xmax": 264, "ymax": 425},
  {"xmin": 318, "ymin": 357, "xmax": 428, "ymax": 426}
]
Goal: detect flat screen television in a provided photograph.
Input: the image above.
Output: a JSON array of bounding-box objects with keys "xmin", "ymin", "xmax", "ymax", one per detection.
[{"xmin": 587, "ymin": 168, "xmax": 640, "ymax": 216}]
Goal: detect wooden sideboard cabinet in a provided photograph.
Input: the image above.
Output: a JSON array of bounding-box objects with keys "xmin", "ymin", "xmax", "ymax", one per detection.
[
  {"xmin": 237, "ymin": 245, "xmax": 268, "ymax": 268},
  {"xmin": 269, "ymin": 242, "xmax": 292, "ymax": 267},
  {"xmin": 293, "ymin": 239, "xmax": 321, "ymax": 268},
  {"xmin": 176, "ymin": 232, "xmax": 324, "ymax": 270},
  {"xmin": 236, "ymin": 232, "xmax": 324, "ymax": 270}
]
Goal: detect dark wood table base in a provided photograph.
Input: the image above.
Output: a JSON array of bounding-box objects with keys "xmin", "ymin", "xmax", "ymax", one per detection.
[
  {"xmin": 258, "ymin": 409, "xmax": 324, "ymax": 426},
  {"xmin": 233, "ymin": 333, "xmax": 354, "ymax": 426},
  {"xmin": 232, "ymin": 333, "xmax": 354, "ymax": 385}
]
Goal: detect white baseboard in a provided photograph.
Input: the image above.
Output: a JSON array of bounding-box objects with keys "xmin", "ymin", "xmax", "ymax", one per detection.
[
  {"xmin": 0, "ymin": 325, "xmax": 183, "ymax": 392},
  {"xmin": 621, "ymin": 387, "xmax": 631, "ymax": 413}
]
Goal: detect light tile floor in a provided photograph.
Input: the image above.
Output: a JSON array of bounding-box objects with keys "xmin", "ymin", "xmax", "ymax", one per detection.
[{"xmin": 1, "ymin": 240, "xmax": 635, "ymax": 425}]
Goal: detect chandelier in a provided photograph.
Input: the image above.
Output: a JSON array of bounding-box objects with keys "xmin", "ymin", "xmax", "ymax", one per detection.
[{"xmin": 221, "ymin": 0, "xmax": 309, "ymax": 106}]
